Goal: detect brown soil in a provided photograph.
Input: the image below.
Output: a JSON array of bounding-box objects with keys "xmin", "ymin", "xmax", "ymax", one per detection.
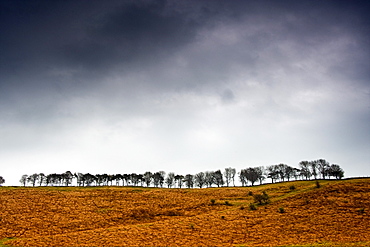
[{"xmin": 1, "ymin": 179, "xmax": 369, "ymax": 246}]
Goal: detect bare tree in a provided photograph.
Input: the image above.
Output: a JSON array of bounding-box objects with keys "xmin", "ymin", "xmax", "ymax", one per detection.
[
  {"xmin": 165, "ymin": 172, "xmax": 175, "ymax": 188},
  {"xmin": 27, "ymin": 173, "xmax": 38, "ymax": 187},
  {"xmin": 130, "ymin": 173, "xmax": 140, "ymax": 186},
  {"xmin": 38, "ymin": 173, "xmax": 46, "ymax": 186},
  {"xmin": 174, "ymin": 174, "xmax": 184, "ymax": 188},
  {"xmin": 17, "ymin": 159, "xmax": 343, "ymax": 190},
  {"xmin": 245, "ymin": 167, "xmax": 259, "ymax": 186},
  {"xmin": 83, "ymin": 173, "xmax": 96, "ymax": 186},
  {"xmin": 284, "ymin": 165, "xmax": 295, "ymax": 181},
  {"xmin": 114, "ymin": 174, "xmax": 124, "ymax": 186},
  {"xmin": 328, "ymin": 164, "xmax": 344, "ymax": 179},
  {"xmin": 267, "ymin": 165, "xmax": 278, "ymax": 183},
  {"xmin": 255, "ymin": 166, "xmax": 265, "ymax": 184},
  {"xmin": 213, "ymin": 170, "xmax": 224, "ymax": 187},
  {"xmin": 230, "ymin": 168, "xmax": 236, "ymax": 186},
  {"xmin": 239, "ymin": 169, "xmax": 248, "ymax": 186},
  {"xmin": 223, "ymin": 167, "xmax": 234, "ymax": 187},
  {"xmin": 299, "ymin": 161, "xmax": 311, "ymax": 180},
  {"xmin": 205, "ymin": 171, "xmax": 215, "ymax": 187},
  {"xmin": 63, "ymin": 171, "xmax": 74, "ymax": 186},
  {"xmin": 194, "ymin": 172, "xmax": 206, "ymax": 188},
  {"xmin": 276, "ymin": 164, "xmax": 288, "ymax": 182},
  {"xmin": 75, "ymin": 173, "xmax": 85, "ymax": 186},
  {"xmin": 152, "ymin": 172, "xmax": 165, "ymax": 187},
  {"xmin": 46, "ymin": 174, "xmax": 53, "ymax": 186},
  {"xmin": 20, "ymin": 174, "xmax": 28, "ymax": 186},
  {"xmin": 123, "ymin": 174, "xmax": 131, "ymax": 186},
  {"xmin": 159, "ymin": 171, "xmax": 166, "ymax": 187},
  {"xmin": 136, "ymin": 174, "xmax": 144, "ymax": 186},
  {"xmin": 95, "ymin": 174, "xmax": 104, "ymax": 186},
  {"xmin": 317, "ymin": 159, "xmax": 330, "ymax": 179},
  {"xmin": 107, "ymin": 174, "xmax": 115, "ymax": 186},
  {"xmin": 143, "ymin": 172, "xmax": 152, "ymax": 187},
  {"xmin": 184, "ymin": 174, "xmax": 194, "ymax": 188},
  {"xmin": 293, "ymin": 168, "xmax": 301, "ymax": 180},
  {"xmin": 309, "ymin": 161, "xmax": 318, "ymax": 180}
]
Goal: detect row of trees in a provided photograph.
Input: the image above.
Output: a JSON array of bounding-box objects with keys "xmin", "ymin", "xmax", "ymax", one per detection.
[
  {"xmin": 16, "ymin": 159, "xmax": 344, "ymax": 188},
  {"xmin": 240, "ymin": 160, "xmax": 345, "ymax": 186}
]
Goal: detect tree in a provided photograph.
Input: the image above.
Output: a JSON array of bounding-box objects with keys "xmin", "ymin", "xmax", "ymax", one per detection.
[
  {"xmin": 328, "ymin": 164, "xmax": 344, "ymax": 179},
  {"xmin": 114, "ymin": 174, "xmax": 124, "ymax": 186},
  {"xmin": 316, "ymin": 159, "xmax": 330, "ymax": 179},
  {"xmin": 28, "ymin": 173, "xmax": 39, "ymax": 187},
  {"xmin": 63, "ymin": 171, "xmax": 74, "ymax": 186},
  {"xmin": 245, "ymin": 167, "xmax": 259, "ymax": 186},
  {"xmin": 75, "ymin": 173, "xmax": 85, "ymax": 186},
  {"xmin": 239, "ymin": 169, "xmax": 248, "ymax": 186},
  {"xmin": 309, "ymin": 161, "xmax": 318, "ymax": 180},
  {"xmin": 213, "ymin": 170, "xmax": 224, "ymax": 187},
  {"xmin": 205, "ymin": 171, "xmax": 215, "ymax": 187},
  {"xmin": 255, "ymin": 166, "xmax": 265, "ymax": 184},
  {"xmin": 299, "ymin": 161, "xmax": 311, "ymax": 180},
  {"xmin": 276, "ymin": 164, "xmax": 288, "ymax": 182},
  {"xmin": 46, "ymin": 174, "xmax": 53, "ymax": 186},
  {"xmin": 184, "ymin": 174, "xmax": 194, "ymax": 188},
  {"xmin": 194, "ymin": 172, "xmax": 206, "ymax": 188},
  {"xmin": 38, "ymin": 173, "xmax": 46, "ymax": 186},
  {"xmin": 174, "ymin": 175, "xmax": 184, "ymax": 188},
  {"xmin": 152, "ymin": 172, "xmax": 164, "ymax": 187},
  {"xmin": 123, "ymin": 174, "xmax": 131, "ymax": 186},
  {"xmin": 284, "ymin": 165, "xmax": 295, "ymax": 181},
  {"xmin": 20, "ymin": 175, "xmax": 28, "ymax": 186},
  {"xmin": 0, "ymin": 176, "xmax": 5, "ymax": 185},
  {"xmin": 230, "ymin": 168, "xmax": 236, "ymax": 186},
  {"xmin": 158, "ymin": 171, "xmax": 166, "ymax": 187},
  {"xmin": 107, "ymin": 174, "xmax": 115, "ymax": 186},
  {"xmin": 143, "ymin": 172, "xmax": 153, "ymax": 187},
  {"xmin": 165, "ymin": 172, "xmax": 175, "ymax": 188},
  {"xmin": 267, "ymin": 165, "xmax": 279, "ymax": 183},
  {"xmin": 293, "ymin": 168, "xmax": 301, "ymax": 180},
  {"xmin": 95, "ymin": 174, "xmax": 104, "ymax": 186},
  {"xmin": 130, "ymin": 173, "xmax": 140, "ymax": 186},
  {"xmin": 136, "ymin": 174, "xmax": 144, "ymax": 186},
  {"xmin": 83, "ymin": 173, "xmax": 96, "ymax": 186},
  {"xmin": 47, "ymin": 173, "xmax": 63, "ymax": 186},
  {"xmin": 224, "ymin": 167, "xmax": 235, "ymax": 187}
]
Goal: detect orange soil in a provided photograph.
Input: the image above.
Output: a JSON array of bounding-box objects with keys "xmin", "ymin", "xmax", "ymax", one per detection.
[{"xmin": 0, "ymin": 179, "xmax": 369, "ymax": 246}]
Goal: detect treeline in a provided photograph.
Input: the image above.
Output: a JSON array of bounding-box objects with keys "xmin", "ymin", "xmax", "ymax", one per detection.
[{"xmin": 15, "ymin": 159, "xmax": 344, "ymax": 188}]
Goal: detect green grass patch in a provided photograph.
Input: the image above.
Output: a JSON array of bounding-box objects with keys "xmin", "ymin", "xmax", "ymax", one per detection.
[
  {"xmin": 131, "ymin": 189, "xmax": 145, "ymax": 193},
  {"xmin": 0, "ymin": 238, "xmax": 16, "ymax": 247}
]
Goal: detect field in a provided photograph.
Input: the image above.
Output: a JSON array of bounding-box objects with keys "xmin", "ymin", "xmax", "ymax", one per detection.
[{"xmin": 0, "ymin": 178, "xmax": 369, "ymax": 247}]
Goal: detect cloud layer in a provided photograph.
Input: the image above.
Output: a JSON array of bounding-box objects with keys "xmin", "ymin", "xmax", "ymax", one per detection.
[{"xmin": 1, "ymin": 0, "xmax": 369, "ymax": 185}]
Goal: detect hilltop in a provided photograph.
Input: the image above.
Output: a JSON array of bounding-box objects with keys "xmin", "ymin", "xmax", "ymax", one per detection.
[{"xmin": 0, "ymin": 178, "xmax": 369, "ymax": 246}]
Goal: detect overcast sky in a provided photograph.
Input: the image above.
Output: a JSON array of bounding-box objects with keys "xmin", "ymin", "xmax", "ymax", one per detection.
[{"xmin": 1, "ymin": 0, "xmax": 369, "ymax": 185}]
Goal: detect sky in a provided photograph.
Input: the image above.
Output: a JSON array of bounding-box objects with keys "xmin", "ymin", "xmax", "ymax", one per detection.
[{"xmin": 1, "ymin": 0, "xmax": 369, "ymax": 186}]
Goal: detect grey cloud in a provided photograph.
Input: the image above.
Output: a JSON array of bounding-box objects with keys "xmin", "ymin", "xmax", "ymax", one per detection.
[
  {"xmin": 220, "ymin": 89, "xmax": 235, "ymax": 103},
  {"xmin": 62, "ymin": 1, "xmax": 199, "ymax": 72},
  {"xmin": 1, "ymin": 0, "xmax": 369, "ymax": 185}
]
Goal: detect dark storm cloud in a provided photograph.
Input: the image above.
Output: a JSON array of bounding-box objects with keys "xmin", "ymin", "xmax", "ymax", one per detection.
[
  {"xmin": 0, "ymin": 1, "xmax": 204, "ymax": 77},
  {"xmin": 1, "ymin": 0, "xmax": 370, "ymax": 185},
  {"xmin": 61, "ymin": 1, "xmax": 201, "ymax": 73},
  {"xmin": 1, "ymin": 0, "xmax": 369, "ymax": 85},
  {"xmin": 1, "ymin": 0, "xmax": 369, "ymax": 116}
]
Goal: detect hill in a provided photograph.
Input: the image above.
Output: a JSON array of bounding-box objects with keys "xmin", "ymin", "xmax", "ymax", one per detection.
[{"xmin": 0, "ymin": 178, "xmax": 369, "ymax": 246}]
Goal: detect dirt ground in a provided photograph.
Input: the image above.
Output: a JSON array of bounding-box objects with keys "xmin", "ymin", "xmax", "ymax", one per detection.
[{"xmin": 1, "ymin": 179, "xmax": 369, "ymax": 246}]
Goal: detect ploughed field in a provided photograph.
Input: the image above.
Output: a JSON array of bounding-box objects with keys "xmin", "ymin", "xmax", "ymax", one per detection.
[{"xmin": 0, "ymin": 179, "xmax": 369, "ymax": 246}]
